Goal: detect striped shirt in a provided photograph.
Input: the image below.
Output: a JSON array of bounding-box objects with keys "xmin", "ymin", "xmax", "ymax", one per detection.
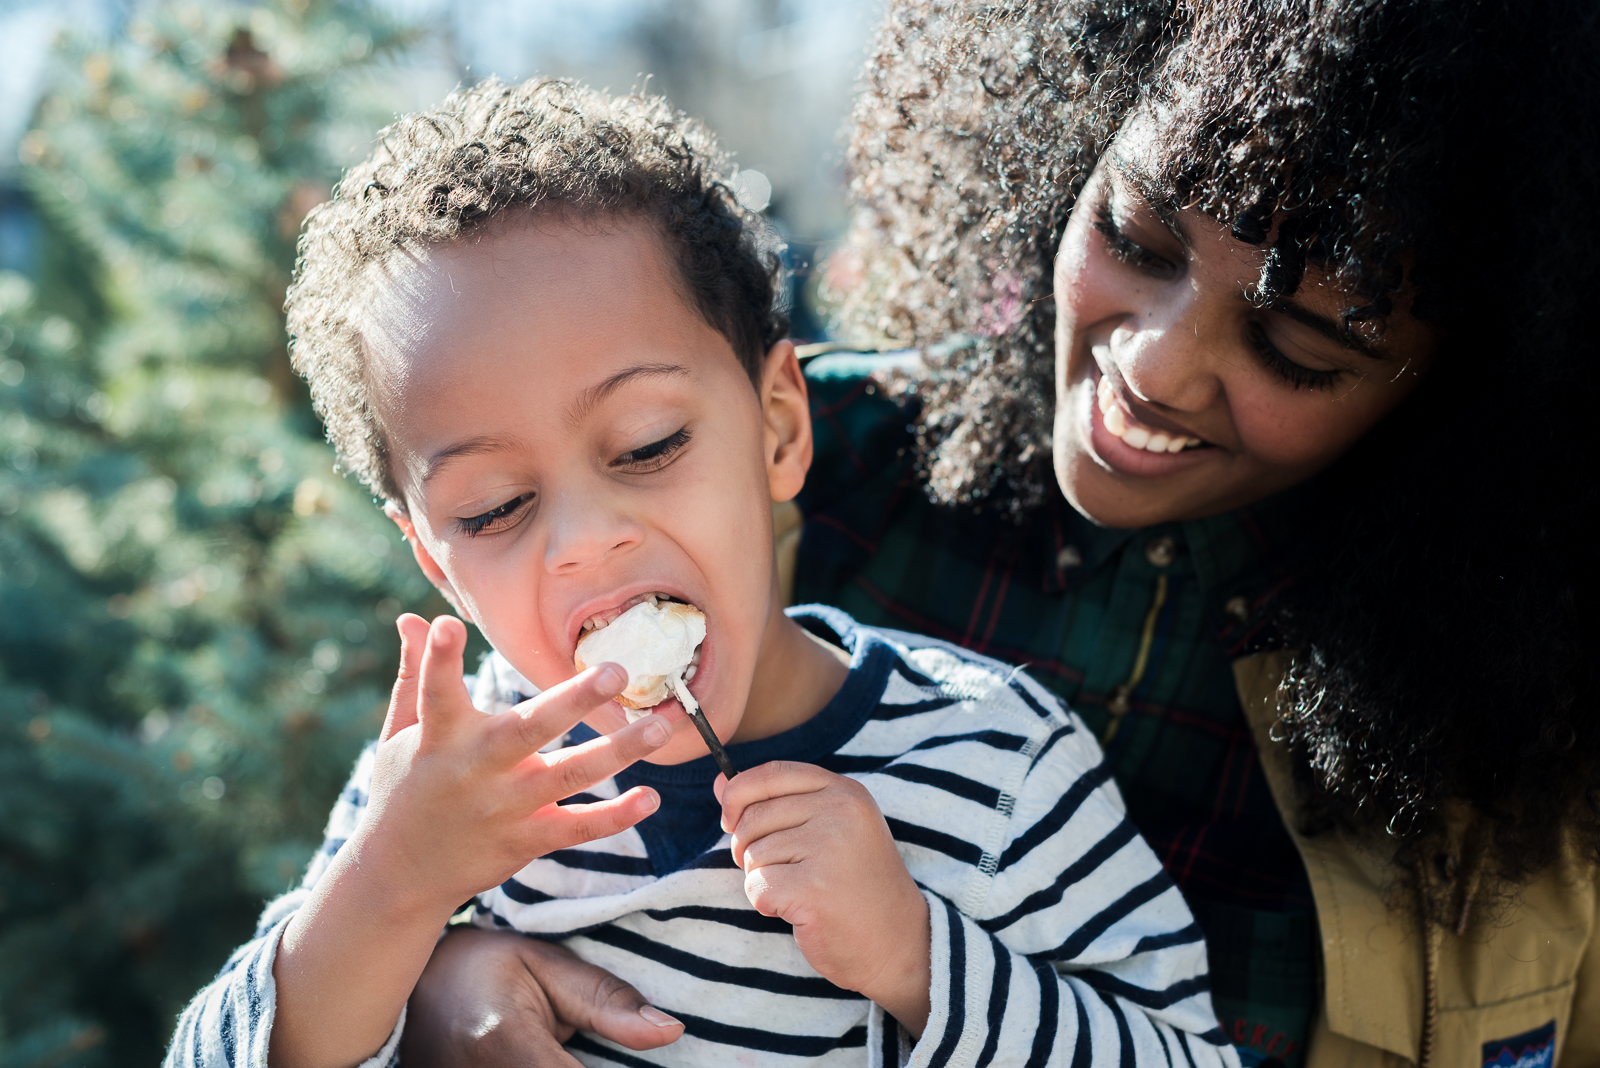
[
  {"xmin": 795, "ymin": 357, "xmax": 1317, "ymax": 1066},
  {"xmin": 165, "ymin": 606, "xmax": 1238, "ymax": 1068}
]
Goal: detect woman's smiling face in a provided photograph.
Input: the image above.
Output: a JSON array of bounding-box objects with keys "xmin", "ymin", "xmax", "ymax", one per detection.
[{"xmin": 1052, "ymin": 134, "xmax": 1438, "ymax": 528}]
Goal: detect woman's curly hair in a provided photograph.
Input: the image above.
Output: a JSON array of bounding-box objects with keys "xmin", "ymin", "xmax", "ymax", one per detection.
[
  {"xmin": 287, "ymin": 77, "xmax": 786, "ymax": 502},
  {"xmin": 843, "ymin": 0, "xmax": 1600, "ymax": 897}
]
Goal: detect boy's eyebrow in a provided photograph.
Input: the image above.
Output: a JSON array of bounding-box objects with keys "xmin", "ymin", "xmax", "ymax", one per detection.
[
  {"xmin": 422, "ymin": 435, "xmax": 524, "ymax": 485},
  {"xmin": 567, "ymin": 363, "xmax": 691, "ymax": 425}
]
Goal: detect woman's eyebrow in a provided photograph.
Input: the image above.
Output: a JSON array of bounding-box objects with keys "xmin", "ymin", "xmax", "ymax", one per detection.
[
  {"xmin": 1270, "ymin": 301, "xmax": 1382, "ymax": 359},
  {"xmin": 1113, "ymin": 168, "xmax": 1192, "ymax": 252}
]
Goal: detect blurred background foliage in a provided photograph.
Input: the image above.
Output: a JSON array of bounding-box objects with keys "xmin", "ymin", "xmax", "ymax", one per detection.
[
  {"xmin": 0, "ymin": 0, "xmax": 868, "ymax": 1063},
  {"xmin": 0, "ymin": 5, "xmax": 446, "ymax": 1064}
]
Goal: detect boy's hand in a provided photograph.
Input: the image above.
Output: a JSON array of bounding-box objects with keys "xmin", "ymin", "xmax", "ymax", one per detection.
[
  {"xmin": 715, "ymin": 762, "xmax": 932, "ymax": 1036},
  {"xmin": 272, "ymin": 613, "xmax": 672, "ymax": 1068},
  {"xmin": 364, "ymin": 612, "xmax": 674, "ymax": 919}
]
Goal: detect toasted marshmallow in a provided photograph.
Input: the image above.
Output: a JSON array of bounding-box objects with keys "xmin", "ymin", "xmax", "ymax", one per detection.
[{"xmin": 574, "ymin": 600, "xmax": 706, "ymax": 720}]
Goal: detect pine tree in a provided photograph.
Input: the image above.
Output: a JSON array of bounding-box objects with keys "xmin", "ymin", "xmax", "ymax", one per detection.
[{"xmin": 0, "ymin": 4, "xmax": 468, "ymax": 1063}]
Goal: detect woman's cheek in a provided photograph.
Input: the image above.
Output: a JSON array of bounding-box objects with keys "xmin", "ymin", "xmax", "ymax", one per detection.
[{"xmin": 1230, "ymin": 386, "xmax": 1376, "ymax": 470}]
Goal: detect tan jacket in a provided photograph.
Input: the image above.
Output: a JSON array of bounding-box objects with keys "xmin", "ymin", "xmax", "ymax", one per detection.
[
  {"xmin": 1234, "ymin": 652, "xmax": 1600, "ymax": 1067},
  {"xmin": 774, "ymin": 502, "xmax": 1600, "ymax": 1064}
]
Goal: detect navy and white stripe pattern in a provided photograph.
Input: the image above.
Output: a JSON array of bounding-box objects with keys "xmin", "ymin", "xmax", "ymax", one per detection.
[
  {"xmin": 164, "ymin": 744, "xmax": 404, "ymax": 1068},
  {"xmin": 164, "ymin": 606, "xmax": 1237, "ymax": 1067},
  {"xmin": 476, "ymin": 607, "xmax": 1235, "ymax": 1067}
]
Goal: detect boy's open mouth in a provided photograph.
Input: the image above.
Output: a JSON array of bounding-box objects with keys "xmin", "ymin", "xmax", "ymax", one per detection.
[
  {"xmin": 572, "ymin": 595, "xmax": 737, "ymax": 777},
  {"xmin": 576, "ymin": 592, "xmax": 704, "ymax": 680}
]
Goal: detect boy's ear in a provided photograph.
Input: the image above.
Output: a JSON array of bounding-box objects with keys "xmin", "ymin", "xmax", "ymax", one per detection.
[
  {"xmin": 760, "ymin": 339, "xmax": 811, "ymax": 503},
  {"xmin": 384, "ymin": 503, "xmax": 475, "ymax": 623}
]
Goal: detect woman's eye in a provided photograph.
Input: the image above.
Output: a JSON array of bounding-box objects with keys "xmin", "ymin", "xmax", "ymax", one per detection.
[
  {"xmin": 1246, "ymin": 322, "xmax": 1342, "ymax": 391},
  {"xmin": 612, "ymin": 427, "xmax": 691, "ymax": 470},
  {"xmin": 1093, "ymin": 209, "xmax": 1178, "ymax": 278},
  {"xmin": 457, "ymin": 493, "xmax": 534, "ymax": 537}
]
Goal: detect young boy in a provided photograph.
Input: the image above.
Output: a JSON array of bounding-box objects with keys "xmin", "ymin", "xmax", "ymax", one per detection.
[{"xmin": 166, "ymin": 78, "xmax": 1238, "ymax": 1068}]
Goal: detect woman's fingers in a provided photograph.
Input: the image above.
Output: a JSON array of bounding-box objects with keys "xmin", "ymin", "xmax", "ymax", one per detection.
[
  {"xmin": 380, "ymin": 613, "xmax": 433, "ymax": 742},
  {"xmin": 402, "ymin": 927, "xmax": 585, "ymax": 1068},
  {"xmin": 519, "ymin": 937, "xmax": 685, "ymax": 1052}
]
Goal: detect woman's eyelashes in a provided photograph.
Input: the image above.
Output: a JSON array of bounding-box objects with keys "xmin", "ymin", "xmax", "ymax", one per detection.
[
  {"xmin": 458, "ymin": 493, "xmax": 535, "ymax": 538},
  {"xmin": 1093, "ymin": 207, "xmax": 1179, "ymax": 278},
  {"xmin": 1246, "ymin": 322, "xmax": 1342, "ymax": 391},
  {"xmin": 611, "ymin": 427, "xmax": 691, "ymax": 471}
]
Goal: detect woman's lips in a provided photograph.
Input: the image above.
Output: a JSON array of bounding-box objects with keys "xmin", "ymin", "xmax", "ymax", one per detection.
[
  {"xmin": 1082, "ymin": 368, "xmax": 1216, "ymax": 478},
  {"xmin": 1096, "ymin": 376, "xmax": 1202, "ymax": 453}
]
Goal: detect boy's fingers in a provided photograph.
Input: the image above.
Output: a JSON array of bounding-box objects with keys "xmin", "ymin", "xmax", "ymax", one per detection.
[
  {"xmin": 524, "ymin": 718, "xmax": 673, "ymax": 807},
  {"xmin": 416, "ymin": 614, "xmax": 472, "ymax": 730},
  {"xmin": 380, "ymin": 613, "xmax": 432, "ymax": 742},
  {"xmin": 529, "ymin": 787, "xmax": 661, "ymax": 853},
  {"xmin": 718, "ymin": 760, "xmax": 835, "ymax": 833},
  {"xmin": 728, "ymin": 797, "xmax": 815, "ymax": 866},
  {"xmin": 494, "ymin": 663, "xmax": 629, "ymax": 758}
]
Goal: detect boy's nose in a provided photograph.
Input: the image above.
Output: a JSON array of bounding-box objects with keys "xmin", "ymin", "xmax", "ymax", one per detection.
[{"xmin": 543, "ymin": 493, "xmax": 644, "ymax": 575}]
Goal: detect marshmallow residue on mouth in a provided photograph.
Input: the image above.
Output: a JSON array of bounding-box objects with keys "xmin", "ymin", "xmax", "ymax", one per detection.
[
  {"xmin": 1096, "ymin": 375, "xmax": 1203, "ymax": 453},
  {"xmin": 574, "ymin": 598, "xmax": 706, "ymax": 722}
]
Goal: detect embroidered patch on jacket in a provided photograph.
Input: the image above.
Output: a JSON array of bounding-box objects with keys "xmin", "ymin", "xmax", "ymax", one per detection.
[{"xmin": 1482, "ymin": 1020, "xmax": 1556, "ymax": 1068}]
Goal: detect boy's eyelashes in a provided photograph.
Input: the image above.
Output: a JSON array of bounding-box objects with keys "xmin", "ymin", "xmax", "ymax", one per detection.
[
  {"xmin": 451, "ymin": 428, "xmax": 693, "ymax": 538},
  {"xmin": 610, "ymin": 427, "xmax": 691, "ymax": 472},
  {"xmin": 458, "ymin": 493, "xmax": 535, "ymax": 538}
]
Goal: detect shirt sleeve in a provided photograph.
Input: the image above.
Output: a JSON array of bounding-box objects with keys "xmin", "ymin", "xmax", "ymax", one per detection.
[
  {"xmin": 162, "ymin": 744, "xmax": 404, "ymax": 1068},
  {"xmin": 873, "ymin": 718, "xmax": 1241, "ymax": 1068}
]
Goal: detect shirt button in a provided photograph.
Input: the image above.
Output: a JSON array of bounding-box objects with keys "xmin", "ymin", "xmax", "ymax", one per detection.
[
  {"xmin": 1144, "ymin": 536, "xmax": 1176, "ymax": 568},
  {"xmin": 1224, "ymin": 595, "xmax": 1250, "ymax": 623},
  {"xmin": 1056, "ymin": 545, "xmax": 1083, "ymax": 570}
]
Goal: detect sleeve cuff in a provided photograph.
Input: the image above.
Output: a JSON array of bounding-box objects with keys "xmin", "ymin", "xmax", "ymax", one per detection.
[
  {"xmin": 251, "ymin": 914, "xmax": 407, "ymax": 1068},
  {"xmin": 865, "ymin": 890, "xmax": 970, "ymax": 1068}
]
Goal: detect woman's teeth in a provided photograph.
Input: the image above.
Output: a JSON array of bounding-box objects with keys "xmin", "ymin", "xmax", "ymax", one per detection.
[{"xmin": 1097, "ymin": 377, "xmax": 1201, "ymax": 454}]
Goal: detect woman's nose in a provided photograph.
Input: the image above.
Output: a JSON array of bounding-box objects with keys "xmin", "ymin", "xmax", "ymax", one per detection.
[
  {"xmin": 1110, "ymin": 311, "xmax": 1222, "ymax": 414},
  {"xmin": 542, "ymin": 490, "xmax": 644, "ymax": 575}
]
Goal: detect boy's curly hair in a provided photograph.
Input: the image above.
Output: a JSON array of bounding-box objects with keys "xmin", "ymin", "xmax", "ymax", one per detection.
[
  {"xmin": 843, "ymin": 0, "xmax": 1600, "ymax": 900},
  {"xmin": 287, "ymin": 77, "xmax": 787, "ymax": 503}
]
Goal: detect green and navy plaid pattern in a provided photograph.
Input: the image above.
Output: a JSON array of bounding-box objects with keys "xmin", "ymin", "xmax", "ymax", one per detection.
[{"xmin": 793, "ymin": 356, "xmax": 1317, "ymax": 1068}]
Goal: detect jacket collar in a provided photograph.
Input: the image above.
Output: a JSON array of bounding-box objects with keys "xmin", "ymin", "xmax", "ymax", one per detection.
[{"xmin": 1233, "ymin": 651, "xmax": 1425, "ymax": 1061}]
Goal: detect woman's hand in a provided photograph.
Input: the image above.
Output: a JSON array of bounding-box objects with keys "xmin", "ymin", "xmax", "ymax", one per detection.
[{"xmin": 403, "ymin": 927, "xmax": 685, "ymax": 1067}]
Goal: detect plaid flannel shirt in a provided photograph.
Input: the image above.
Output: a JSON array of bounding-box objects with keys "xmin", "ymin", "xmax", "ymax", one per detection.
[{"xmin": 793, "ymin": 355, "xmax": 1317, "ymax": 1068}]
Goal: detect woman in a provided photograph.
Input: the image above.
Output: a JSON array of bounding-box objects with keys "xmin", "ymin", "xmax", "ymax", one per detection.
[{"xmin": 403, "ymin": 0, "xmax": 1599, "ymax": 1064}]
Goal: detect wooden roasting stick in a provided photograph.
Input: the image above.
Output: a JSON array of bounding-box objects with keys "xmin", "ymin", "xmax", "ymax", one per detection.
[{"xmin": 671, "ymin": 677, "xmax": 737, "ymax": 779}]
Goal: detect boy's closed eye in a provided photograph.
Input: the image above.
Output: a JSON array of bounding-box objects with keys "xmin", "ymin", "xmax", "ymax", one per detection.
[
  {"xmin": 454, "ymin": 427, "xmax": 693, "ymax": 537},
  {"xmin": 611, "ymin": 427, "xmax": 692, "ymax": 471},
  {"xmin": 459, "ymin": 494, "xmax": 536, "ymax": 538}
]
